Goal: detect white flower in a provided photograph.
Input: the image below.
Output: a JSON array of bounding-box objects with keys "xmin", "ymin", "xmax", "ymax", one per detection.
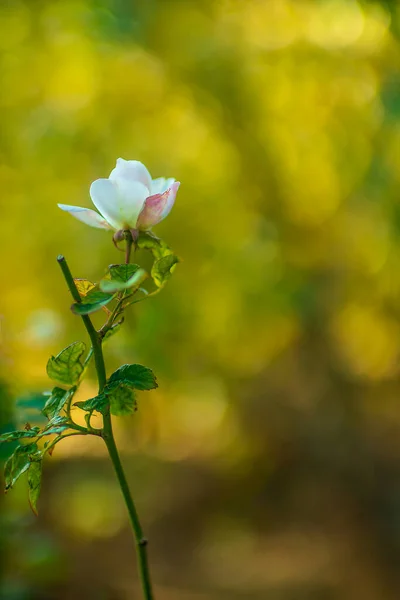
[{"xmin": 58, "ymin": 158, "xmax": 180, "ymax": 232}]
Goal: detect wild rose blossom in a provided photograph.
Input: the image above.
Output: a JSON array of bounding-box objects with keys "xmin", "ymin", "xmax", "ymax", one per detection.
[{"xmin": 58, "ymin": 158, "xmax": 180, "ymax": 233}]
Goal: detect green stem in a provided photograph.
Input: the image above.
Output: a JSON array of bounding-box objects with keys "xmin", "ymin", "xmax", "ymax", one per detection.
[
  {"xmin": 45, "ymin": 431, "xmax": 84, "ymax": 456},
  {"xmin": 57, "ymin": 254, "xmax": 154, "ymax": 600},
  {"xmin": 68, "ymin": 422, "xmax": 97, "ymax": 434},
  {"xmin": 104, "ymin": 433, "xmax": 154, "ymax": 599},
  {"xmin": 99, "ymin": 296, "xmax": 126, "ymax": 337},
  {"xmin": 57, "ymin": 255, "xmax": 106, "ymax": 391},
  {"xmin": 125, "ymin": 230, "xmax": 133, "ymax": 264}
]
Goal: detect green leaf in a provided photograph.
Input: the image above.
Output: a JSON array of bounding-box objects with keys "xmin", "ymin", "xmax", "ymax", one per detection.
[
  {"xmin": 99, "ymin": 263, "xmax": 140, "ymax": 292},
  {"xmin": 1, "ymin": 417, "xmax": 70, "ymax": 449},
  {"xmin": 37, "ymin": 425, "xmax": 68, "ymax": 437},
  {"xmin": 42, "ymin": 387, "xmax": 76, "ymax": 419},
  {"xmin": 28, "ymin": 460, "xmax": 42, "ymax": 515},
  {"xmin": 100, "ymin": 265, "xmax": 148, "ymax": 293},
  {"xmin": 74, "ymin": 278, "xmax": 95, "ymax": 297},
  {"xmin": 108, "ymin": 384, "xmax": 137, "ymax": 416},
  {"xmin": 108, "ymin": 364, "xmax": 158, "ymax": 391},
  {"xmin": 4, "ymin": 443, "xmax": 38, "ymax": 490},
  {"xmin": 71, "ymin": 288, "xmax": 114, "ymax": 315},
  {"xmin": 103, "ymin": 321, "xmax": 123, "ymax": 342},
  {"xmin": 136, "ymin": 232, "xmax": 179, "ymax": 289},
  {"xmin": 109, "ymin": 263, "xmax": 140, "ymax": 281},
  {"xmin": 137, "ymin": 231, "xmax": 173, "ymax": 260},
  {"xmin": 0, "ymin": 428, "xmax": 40, "ymax": 444},
  {"xmin": 46, "ymin": 342, "xmax": 86, "ymax": 387},
  {"xmin": 74, "ymin": 394, "xmax": 108, "ymax": 415},
  {"xmin": 39, "ymin": 416, "xmax": 70, "ymax": 437},
  {"xmin": 151, "ymin": 254, "xmax": 179, "ymax": 288}
]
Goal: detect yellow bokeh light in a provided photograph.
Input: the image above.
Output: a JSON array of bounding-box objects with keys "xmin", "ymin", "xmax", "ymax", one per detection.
[{"xmin": 331, "ymin": 304, "xmax": 400, "ymax": 380}]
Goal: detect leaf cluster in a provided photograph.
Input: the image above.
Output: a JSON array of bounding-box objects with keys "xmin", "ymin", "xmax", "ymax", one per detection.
[
  {"xmin": 75, "ymin": 363, "xmax": 158, "ymax": 417},
  {"xmin": 1, "ymin": 232, "xmax": 176, "ymax": 515},
  {"xmin": 69, "ymin": 235, "xmax": 179, "ymax": 317}
]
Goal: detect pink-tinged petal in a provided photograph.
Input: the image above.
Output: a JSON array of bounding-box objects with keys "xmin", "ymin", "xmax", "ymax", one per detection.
[
  {"xmin": 160, "ymin": 181, "xmax": 180, "ymax": 219},
  {"xmin": 90, "ymin": 178, "xmax": 124, "ymax": 230},
  {"xmin": 109, "ymin": 158, "xmax": 152, "ymax": 193},
  {"xmin": 136, "ymin": 193, "xmax": 165, "ymax": 230},
  {"xmin": 136, "ymin": 181, "xmax": 180, "ymax": 230},
  {"xmin": 58, "ymin": 204, "xmax": 113, "ymax": 230},
  {"xmin": 150, "ymin": 177, "xmax": 175, "ymax": 195}
]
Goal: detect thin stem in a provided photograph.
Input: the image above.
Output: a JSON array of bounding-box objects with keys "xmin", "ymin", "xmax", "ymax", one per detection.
[
  {"xmin": 125, "ymin": 230, "xmax": 133, "ymax": 264},
  {"xmin": 57, "ymin": 254, "xmax": 155, "ymax": 600},
  {"xmin": 57, "ymin": 255, "xmax": 107, "ymax": 391},
  {"xmin": 45, "ymin": 431, "xmax": 84, "ymax": 456},
  {"xmin": 68, "ymin": 422, "xmax": 98, "ymax": 434},
  {"xmin": 99, "ymin": 295, "xmax": 126, "ymax": 337},
  {"xmin": 104, "ymin": 434, "xmax": 154, "ymax": 599}
]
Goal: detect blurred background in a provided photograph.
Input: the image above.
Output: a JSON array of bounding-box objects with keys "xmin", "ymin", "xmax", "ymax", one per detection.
[{"xmin": 1, "ymin": 0, "xmax": 400, "ymax": 598}]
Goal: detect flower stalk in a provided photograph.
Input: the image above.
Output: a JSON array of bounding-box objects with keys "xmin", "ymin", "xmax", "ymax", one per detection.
[
  {"xmin": 125, "ymin": 229, "xmax": 134, "ymax": 265},
  {"xmin": 57, "ymin": 253, "xmax": 154, "ymax": 600}
]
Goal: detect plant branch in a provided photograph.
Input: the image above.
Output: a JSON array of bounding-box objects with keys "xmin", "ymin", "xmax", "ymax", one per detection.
[
  {"xmin": 45, "ymin": 431, "xmax": 85, "ymax": 456},
  {"xmin": 68, "ymin": 422, "xmax": 97, "ymax": 434},
  {"xmin": 99, "ymin": 296, "xmax": 126, "ymax": 338},
  {"xmin": 57, "ymin": 253, "xmax": 155, "ymax": 600},
  {"xmin": 57, "ymin": 255, "xmax": 107, "ymax": 391}
]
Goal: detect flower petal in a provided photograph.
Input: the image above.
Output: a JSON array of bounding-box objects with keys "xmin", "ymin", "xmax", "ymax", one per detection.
[
  {"xmin": 160, "ymin": 181, "xmax": 180, "ymax": 219},
  {"xmin": 150, "ymin": 177, "xmax": 175, "ymax": 195},
  {"xmin": 58, "ymin": 204, "xmax": 113, "ymax": 230},
  {"xmin": 109, "ymin": 158, "xmax": 152, "ymax": 192},
  {"xmin": 90, "ymin": 178, "xmax": 125, "ymax": 230},
  {"xmin": 111, "ymin": 177, "xmax": 149, "ymax": 228},
  {"xmin": 136, "ymin": 182, "xmax": 180, "ymax": 230}
]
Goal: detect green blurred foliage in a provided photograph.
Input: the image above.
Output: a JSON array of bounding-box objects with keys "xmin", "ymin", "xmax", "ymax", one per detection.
[{"xmin": 2, "ymin": 0, "xmax": 400, "ymax": 598}]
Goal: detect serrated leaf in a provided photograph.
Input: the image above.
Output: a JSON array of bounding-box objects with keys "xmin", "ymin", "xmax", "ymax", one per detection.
[
  {"xmin": 137, "ymin": 231, "xmax": 173, "ymax": 260},
  {"xmin": 100, "ymin": 265, "xmax": 148, "ymax": 293},
  {"xmin": 151, "ymin": 254, "xmax": 179, "ymax": 288},
  {"xmin": 74, "ymin": 394, "xmax": 108, "ymax": 415},
  {"xmin": 46, "ymin": 415, "xmax": 70, "ymax": 428},
  {"xmin": 4, "ymin": 443, "xmax": 38, "ymax": 490},
  {"xmin": 136, "ymin": 232, "xmax": 178, "ymax": 290},
  {"xmin": 42, "ymin": 387, "xmax": 76, "ymax": 419},
  {"xmin": 46, "ymin": 342, "xmax": 86, "ymax": 386},
  {"xmin": 74, "ymin": 278, "xmax": 95, "ymax": 297},
  {"xmin": 71, "ymin": 288, "xmax": 114, "ymax": 315},
  {"xmin": 108, "ymin": 383, "xmax": 137, "ymax": 416},
  {"xmin": 37, "ymin": 426, "xmax": 68, "ymax": 437},
  {"xmin": 111, "ymin": 263, "xmax": 140, "ymax": 280},
  {"xmin": 39, "ymin": 416, "xmax": 70, "ymax": 437},
  {"xmin": 0, "ymin": 428, "xmax": 40, "ymax": 444},
  {"xmin": 108, "ymin": 263, "xmax": 141, "ymax": 283},
  {"xmin": 28, "ymin": 460, "xmax": 42, "ymax": 515},
  {"xmin": 108, "ymin": 364, "xmax": 158, "ymax": 391},
  {"xmin": 111, "ymin": 263, "xmax": 142, "ymax": 280}
]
